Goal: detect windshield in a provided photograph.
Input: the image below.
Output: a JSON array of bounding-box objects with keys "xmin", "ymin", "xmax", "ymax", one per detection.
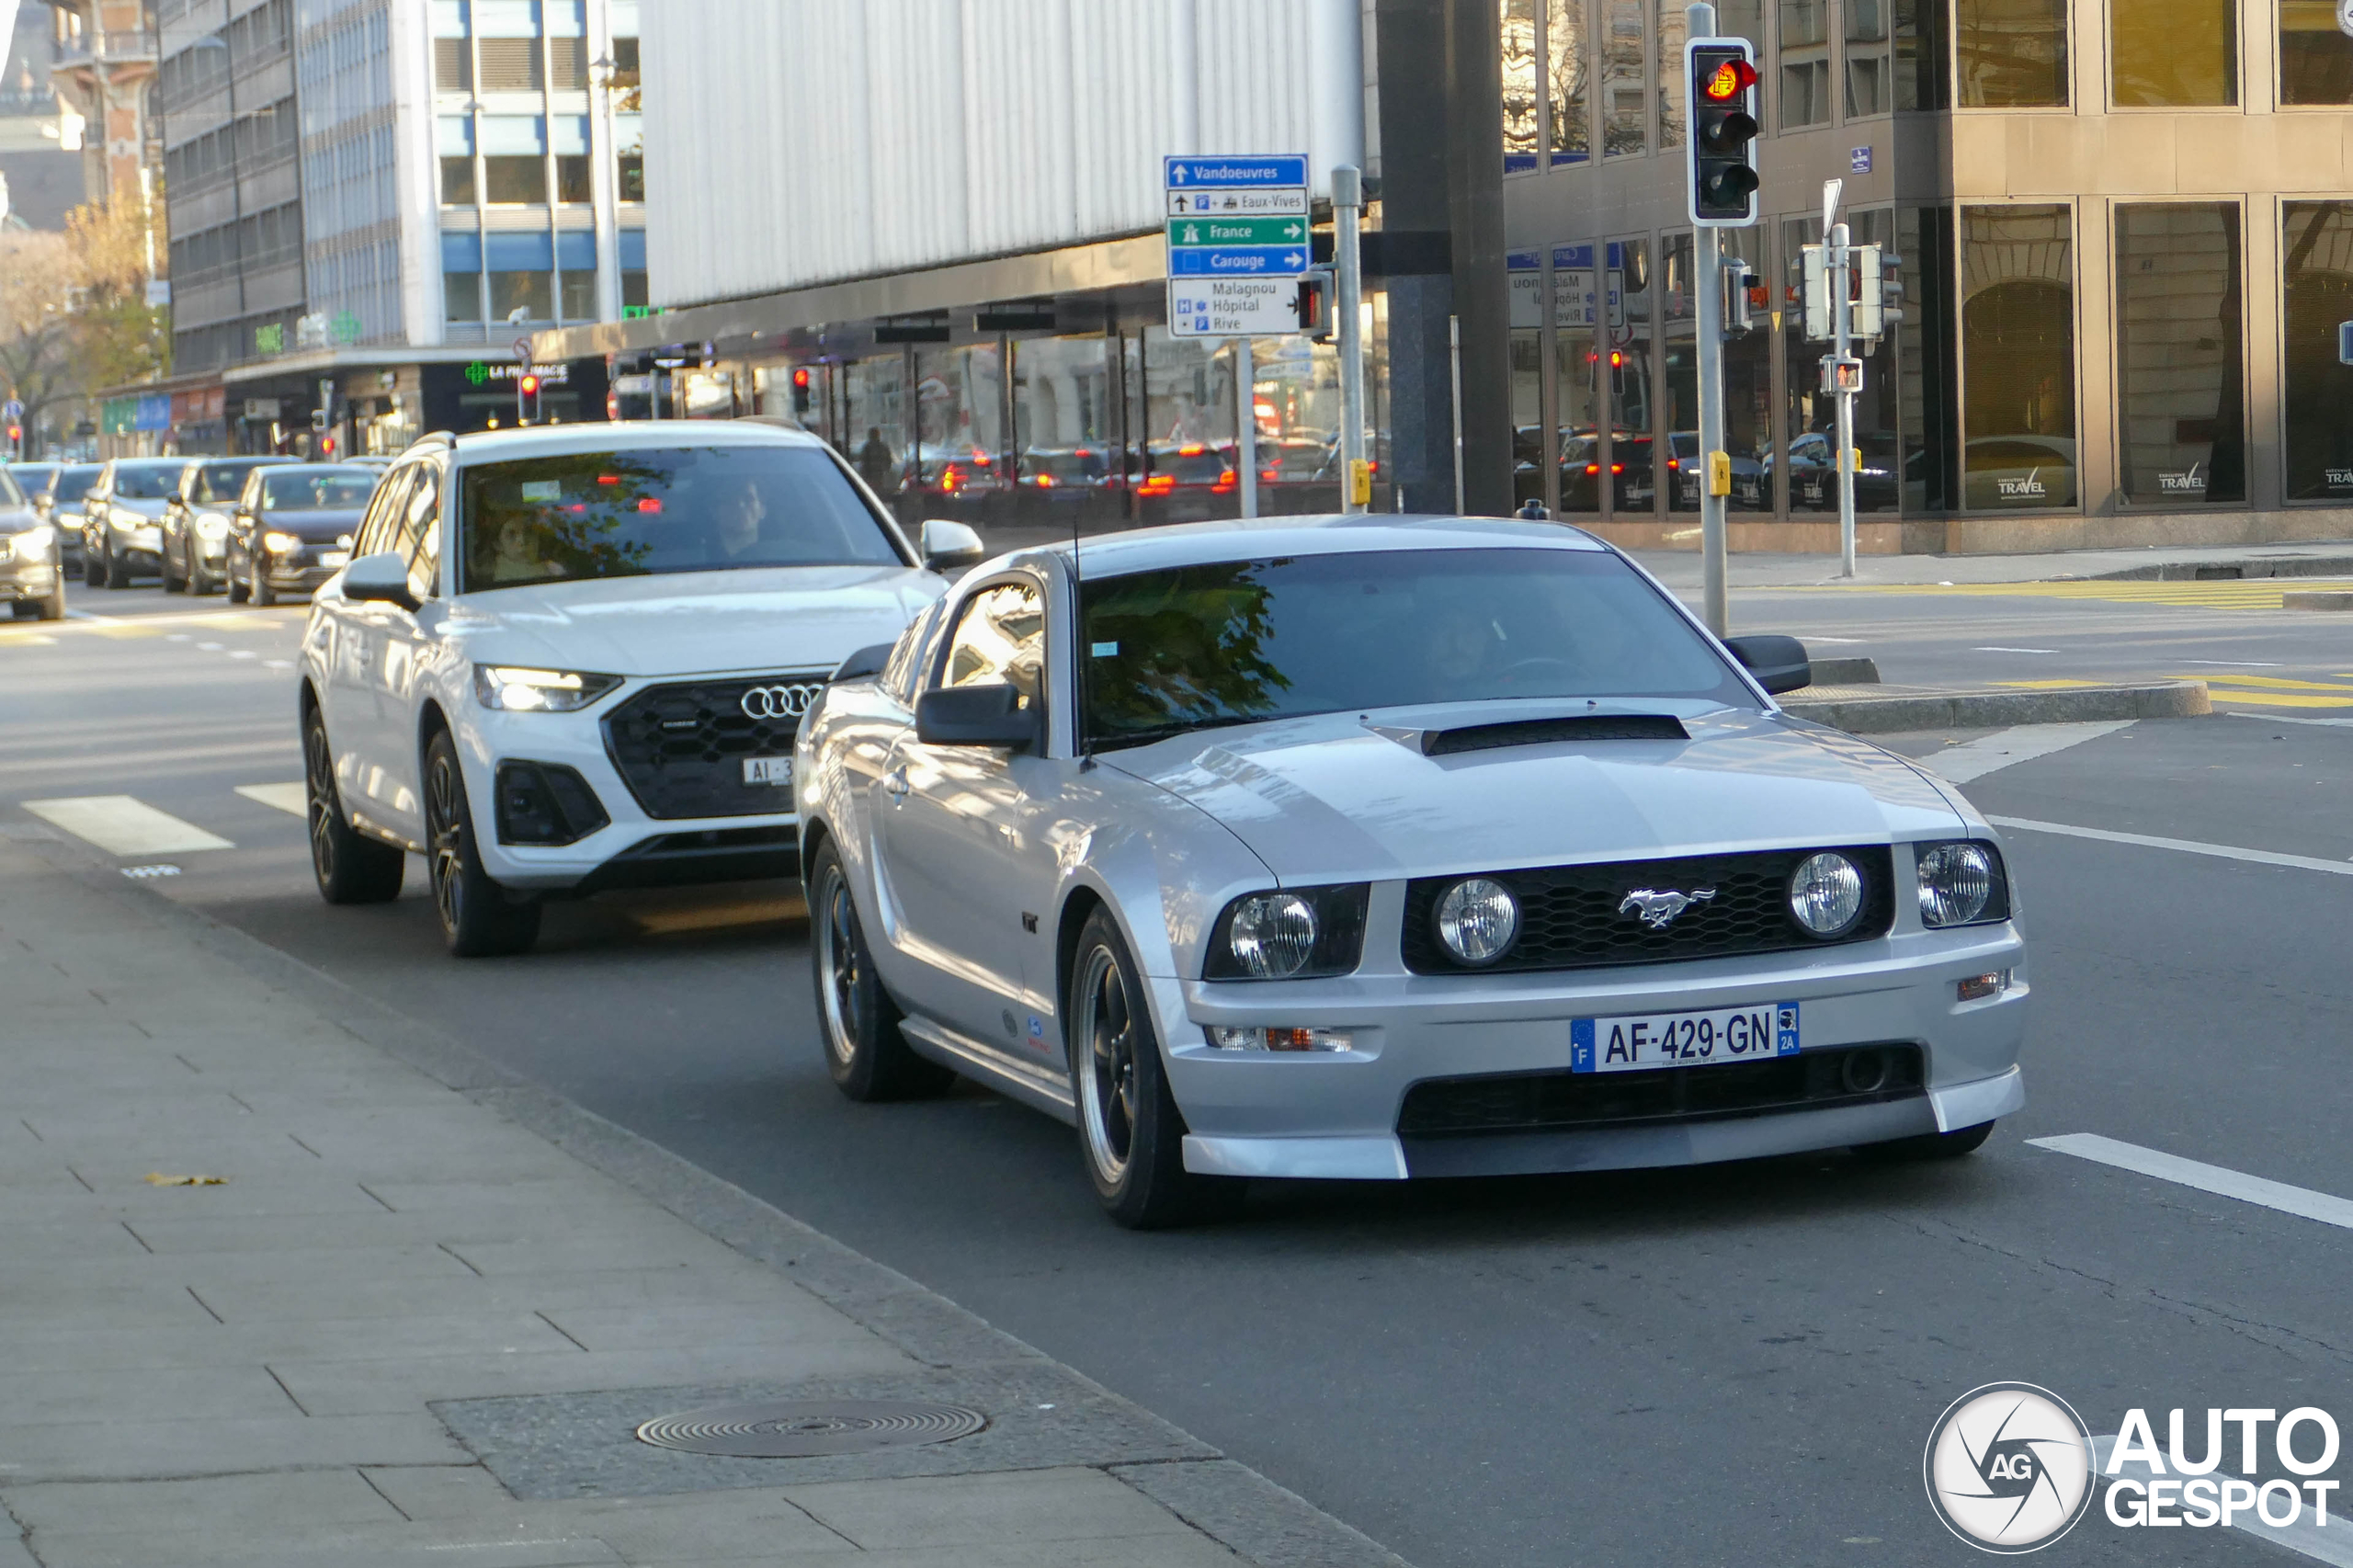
[
  {"xmin": 109, "ymin": 462, "xmax": 188, "ymax": 499},
  {"xmin": 9, "ymin": 465, "xmax": 57, "ymax": 495},
  {"xmin": 1079, "ymin": 548, "xmax": 1748, "ymax": 751},
  {"xmin": 0, "ymin": 470, "xmax": 20, "ymax": 506},
  {"xmin": 264, "ymin": 471, "xmax": 377, "ymax": 510},
  {"xmin": 457, "ymin": 444, "xmax": 904, "ymax": 594},
  {"xmin": 52, "ymin": 467, "xmax": 99, "ymax": 505},
  {"xmin": 192, "ymin": 461, "xmax": 271, "ymax": 504}
]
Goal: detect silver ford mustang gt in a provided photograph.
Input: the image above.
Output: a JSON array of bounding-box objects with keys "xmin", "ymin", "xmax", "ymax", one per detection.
[{"xmin": 794, "ymin": 517, "xmax": 2026, "ymax": 1227}]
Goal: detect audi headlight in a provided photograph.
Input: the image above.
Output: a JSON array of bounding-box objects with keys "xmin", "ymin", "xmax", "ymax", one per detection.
[
  {"xmin": 13, "ymin": 524, "xmax": 55, "ymax": 557},
  {"xmin": 1204, "ymin": 885, "xmax": 1370, "ymax": 981},
  {"xmin": 1917, "ymin": 841, "xmax": 2008, "ymax": 927},
  {"xmin": 472, "ymin": 665, "xmax": 623, "ymax": 712},
  {"xmin": 1789, "ymin": 852, "xmax": 1866, "ymax": 937},
  {"xmin": 194, "ymin": 510, "xmax": 230, "ymax": 540},
  {"xmin": 264, "ymin": 530, "xmax": 305, "ymax": 554},
  {"xmin": 1435, "ymin": 877, "xmax": 1520, "ymax": 966}
]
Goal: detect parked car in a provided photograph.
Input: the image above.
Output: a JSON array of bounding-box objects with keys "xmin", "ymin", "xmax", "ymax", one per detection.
[
  {"xmin": 0, "ymin": 465, "xmax": 64, "ymax": 621},
  {"xmin": 30, "ymin": 463, "xmax": 98, "ymax": 572},
  {"xmin": 224, "ymin": 463, "xmax": 378, "ymax": 606},
  {"xmin": 297, "ymin": 421, "xmax": 985, "ymax": 958},
  {"xmin": 162, "ymin": 455, "xmax": 296, "ymax": 596},
  {"xmin": 795, "ymin": 517, "xmax": 2028, "ymax": 1227},
  {"xmin": 83, "ymin": 457, "xmax": 193, "ymax": 588}
]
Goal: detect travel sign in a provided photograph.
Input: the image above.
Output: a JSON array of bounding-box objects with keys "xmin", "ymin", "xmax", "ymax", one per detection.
[{"xmin": 1165, "ymin": 152, "xmax": 1312, "ymax": 337}]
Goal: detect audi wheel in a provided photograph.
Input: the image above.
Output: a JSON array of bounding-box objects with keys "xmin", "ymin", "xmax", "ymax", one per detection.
[
  {"xmin": 423, "ymin": 730, "xmax": 540, "ymax": 958},
  {"xmin": 304, "ymin": 704, "xmax": 403, "ymax": 905}
]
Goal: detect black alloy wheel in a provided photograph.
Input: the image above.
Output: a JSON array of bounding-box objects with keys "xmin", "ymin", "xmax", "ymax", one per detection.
[
  {"xmin": 225, "ymin": 544, "xmax": 249, "ymax": 603},
  {"xmin": 187, "ymin": 544, "xmax": 213, "ymax": 597},
  {"xmin": 303, "ymin": 704, "xmax": 403, "ymax": 904},
  {"xmin": 83, "ymin": 542, "xmax": 104, "ymax": 587},
  {"xmin": 423, "ymin": 729, "xmax": 540, "ymax": 958},
  {"xmin": 104, "ymin": 539, "xmax": 130, "ymax": 589},
  {"xmin": 248, "ymin": 555, "xmax": 277, "ymax": 608},
  {"xmin": 1067, "ymin": 906, "xmax": 1243, "ymax": 1229},
  {"xmin": 808, "ymin": 836, "xmax": 950, "ymax": 1101},
  {"xmin": 160, "ymin": 534, "xmax": 187, "ymax": 593}
]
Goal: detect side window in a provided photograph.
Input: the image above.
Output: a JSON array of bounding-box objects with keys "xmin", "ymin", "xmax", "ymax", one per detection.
[
  {"xmin": 408, "ymin": 508, "xmax": 442, "ymax": 602},
  {"xmin": 354, "ymin": 466, "xmax": 415, "ymax": 557},
  {"xmin": 883, "ymin": 600, "xmax": 943, "ymax": 705},
  {"xmin": 389, "ymin": 467, "xmax": 438, "ymax": 565},
  {"xmin": 937, "ymin": 579, "xmax": 1045, "ymax": 708}
]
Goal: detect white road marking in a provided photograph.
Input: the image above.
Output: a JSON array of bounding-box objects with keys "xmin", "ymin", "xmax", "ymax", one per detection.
[
  {"xmin": 1986, "ymin": 816, "xmax": 2353, "ymax": 877},
  {"xmin": 2230, "ymin": 712, "xmax": 2353, "ymax": 731},
  {"xmin": 165, "ymin": 633, "xmax": 189, "ymax": 642},
  {"xmin": 2178, "ymin": 660, "xmax": 2286, "ymax": 667},
  {"xmin": 1803, "ymin": 635, "xmax": 1866, "ymax": 643},
  {"xmin": 196, "ymin": 642, "xmax": 223, "ymax": 652},
  {"xmin": 1973, "ymin": 645, "xmax": 2058, "ymax": 653},
  {"xmin": 228, "ymin": 650, "xmax": 256, "ymax": 660},
  {"xmin": 1923, "ymin": 722, "xmax": 2134, "ymax": 784},
  {"xmin": 234, "ymin": 782, "xmax": 307, "ymax": 817},
  {"xmin": 2089, "ymin": 1435, "xmax": 2353, "ymax": 1565},
  {"xmin": 21, "ymin": 796, "xmax": 234, "ymax": 856},
  {"xmin": 263, "ymin": 659, "xmax": 292, "ymax": 669},
  {"xmin": 2031, "ymin": 1133, "xmax": 2353, "ymax": 1230}
]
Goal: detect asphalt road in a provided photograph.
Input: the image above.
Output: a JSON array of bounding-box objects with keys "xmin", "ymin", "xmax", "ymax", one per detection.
[{"xmin": 10, "ymin": 575, "xmax": 2353, "ymax": 1567}]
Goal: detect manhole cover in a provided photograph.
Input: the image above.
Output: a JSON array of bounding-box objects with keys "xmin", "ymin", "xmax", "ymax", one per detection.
[{"xmin": 634, "ymin": 1399, "xmax": 987, "ymax": 1458}]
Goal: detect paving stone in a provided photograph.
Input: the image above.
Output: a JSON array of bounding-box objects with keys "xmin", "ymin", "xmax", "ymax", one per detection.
[{"xmin": 784, "ymin": 1466, "xmax": 1199, "ymax": 1550}]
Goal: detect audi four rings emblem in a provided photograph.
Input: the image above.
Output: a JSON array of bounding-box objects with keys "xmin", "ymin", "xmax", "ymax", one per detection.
[{"xmin": 740, "ymin": 684, "xmax": 823, "ymax": 721}]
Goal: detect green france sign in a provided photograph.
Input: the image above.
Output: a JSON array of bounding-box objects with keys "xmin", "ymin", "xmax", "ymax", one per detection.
[{"xmin": 1166, "ymin": 215, "xmax": 1309, "ymax": 247}]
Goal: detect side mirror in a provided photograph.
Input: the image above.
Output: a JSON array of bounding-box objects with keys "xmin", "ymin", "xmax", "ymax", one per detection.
[
  {"xmin": 919, "ymin": 517, "xmax": 986, "ymax": 573},
  {"xmin": 830, "ymin": 642, "xmax": 895, "ymax": 684},
  {"xmin": 915, "ymin": 683, "xmax": 1039, "ymax": 750},
  {"xmin": 1723, "ymin": 633, "xmax": 1813, "ymax": 696},
  {"xmin": 341, "ymin": 550, "xmax": 417, "ymax": 610}
]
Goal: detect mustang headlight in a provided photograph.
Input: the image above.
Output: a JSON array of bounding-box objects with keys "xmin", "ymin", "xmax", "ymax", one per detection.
[
  {"xmin": 1917, "ymin": 841, "xmax": 2008, "ymax": 927},
  {"xmin": 472, "ymin": 665, "xmax": 624, "ymax": 713},
  {"xmin": 1435, "ymin": 877, "xmax": 1520, "ymax": 966},
  {"xmin": 194, "ymin": 510, "xmax": 231, "ymax": 540},
  {"xmin": 1790, "ymin": 852, "xmax": 1866, "ymax": 937},
  {"xmin": 1205, "ymin": 885, "xmax": 1370, "ymax": 981}
]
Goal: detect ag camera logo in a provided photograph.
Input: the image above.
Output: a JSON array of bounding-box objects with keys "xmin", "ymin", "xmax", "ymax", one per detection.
[{"xmin": 1924, "ymin": 1382, "xmax": 2096, "ymax": 1552}]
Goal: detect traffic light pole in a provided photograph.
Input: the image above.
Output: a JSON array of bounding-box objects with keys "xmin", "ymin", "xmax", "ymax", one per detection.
[
  {"xmin": 1830, "ymin": 220, "xmax": 1857, "ymax": 578},
  {"xmin": 1696, "ymin": 221, "xmax": 1728, "ymax": 638},
  {"xmin": 1334, "ymin": 165, "xmax": 1367, "ymax": 514},
  {"xmin": 1236, "ymin": 335, "xmax": 1258, "ymax": 519}
]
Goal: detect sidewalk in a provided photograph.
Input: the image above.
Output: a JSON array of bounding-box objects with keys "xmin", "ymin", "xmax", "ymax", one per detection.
[
  {"xmin": 0, "ymin": 835, "xmax": 1403, "ymax": 1568},
  {"xmin": 1626, "ymin": 536, "xmax": 2353, "ymax": 590}
]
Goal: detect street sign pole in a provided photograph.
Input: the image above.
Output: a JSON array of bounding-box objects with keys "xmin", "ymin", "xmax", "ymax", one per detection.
[
  {"xmin": 1237, "ymin": 335, "xmax": 1258, "ymax": 518},
  {"xmin": 1830, "ymin": 215, "xmax": 1858, "ymax": 578},
  {"xmin": 1696, "ymin": 222, "xmax": 1728, "ymax": 636},
  {"xmin": 1335, "ymin": 164, "xmax": 1366, "ymax": 513}
]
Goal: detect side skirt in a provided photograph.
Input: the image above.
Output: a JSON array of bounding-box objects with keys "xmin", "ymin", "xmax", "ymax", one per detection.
[{"xmin": 896, "ymin": 1016, "xmax": 1078, "ymax": 1125}]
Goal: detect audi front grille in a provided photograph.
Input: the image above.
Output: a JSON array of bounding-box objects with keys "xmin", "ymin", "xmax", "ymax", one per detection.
[{"xmin": 600, "ymin": 674, "xmax": 828, "ymax": 820}]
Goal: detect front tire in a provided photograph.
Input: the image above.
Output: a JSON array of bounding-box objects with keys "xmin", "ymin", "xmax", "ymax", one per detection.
[
  {"xmin": 423, "ymin": 729, "xmax": 540, "ymax": 957},
  {"xmin": 225, "ymin": 547, "xmax": 249, "ymax": 603},
  {"xmin": 40, "ymin": 576, "xmax": 64, "ymax": 619},
  {"xmin": 187, "ymin": 551, "xmax": 213, "ymax": 597},
  {"xmin": 248, "ymin": 557, "xmax": 276, "ymax": 608},
  {"xmin": 304, "ymin": 705, "xmax": 403, "ymax": 904},
  {"xmin": 84, "ymin": 541, "xmax": 105, "ymax": 587},
  {"xmin": 161, "ymin": 539, "xmax": 187, "ymax": 593},
  {"xmin": 1068, "ymin": 907, "xmax": 1244, "ymax": 1229},
  {"xmin": 104, "ymin": 540, "xmax": 130, "ymax": 589},
  {"xmin": 1856, "ymin": 1120, "xmax": 1995, "ymax": 1163},
  {"xmin": 809, "ymin": 837, "xmax": 951, "ymax": 1100}
]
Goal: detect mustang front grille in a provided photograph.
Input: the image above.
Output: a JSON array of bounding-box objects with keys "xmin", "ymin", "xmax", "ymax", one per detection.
[
  {"xmin": 600, "ymin": 674, "xmax": 827, "ymax": 820},
  {"xmin": 1399, "ymin": 845, "xmax": 1896, "ymax": 974},
  {"xmin": 1396, "ymin": 1044, "xmax": 1926, "ymax": 1137}
]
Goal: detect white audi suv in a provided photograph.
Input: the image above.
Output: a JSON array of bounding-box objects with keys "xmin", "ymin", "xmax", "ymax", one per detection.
[{"xmin": 297, "ymin": 421, "xmax": 982, "ymax": 956}]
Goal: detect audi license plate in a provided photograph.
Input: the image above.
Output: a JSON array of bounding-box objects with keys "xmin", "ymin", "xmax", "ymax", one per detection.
[
  {"xmin": 321, "ymin": 551, "xmax": 350, "ymax": 568},
  {"xmin": 1571, "ymin": 1002, "xmax": 1800, "ymax": 1074},
  {"xmin": 741, "ymin": 756, "xmax": 793, "ymax": 788}
]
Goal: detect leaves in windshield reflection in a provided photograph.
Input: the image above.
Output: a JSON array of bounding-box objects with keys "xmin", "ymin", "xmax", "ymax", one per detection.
[{"xmin": 1086, "ymin": 562, "xmax": 1290, "ymax": 736}]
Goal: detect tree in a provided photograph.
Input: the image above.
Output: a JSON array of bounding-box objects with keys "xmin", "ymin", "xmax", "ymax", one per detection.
[
  {"xmin": 0, "ymin": 230, "xmax": 80, "ymax": 443},
  {"xmin": 63, "ymin": 193, "xmax": 169, "ymax": 391}
]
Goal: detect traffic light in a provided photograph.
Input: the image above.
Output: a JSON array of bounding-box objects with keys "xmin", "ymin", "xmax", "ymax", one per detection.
[
  {"xmin": 1722, "ymin": 261, "xmax": 1761, "ymax": 335},
  {"xmin": 517, "ymin": 372, "xmax": 542, "ymax": 426},
  {"xmin": 5, "ymin": 424, "xmax": 19, "ymax": 458},
  {"xmin": 1686, "ymin": 40, "xmax": 1761, "ymax": 226},
  {"xmin": 1852, "ymin": 246, "xmax": 1904, "ymax": 341},
  {"xmin": 1296, "ymin": 269, "xmax": 1333, "ymax": 341},
  {"xmin": 790, "ymin": 366, "xmax": 813, "ymax": 415}
]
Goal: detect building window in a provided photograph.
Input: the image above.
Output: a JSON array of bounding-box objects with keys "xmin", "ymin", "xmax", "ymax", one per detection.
[
  {"xmin": 476, "ymin": 35, "xmax": 541, "ymax": 91},
  {"xmin": 483, "ymin": 156, "xmax": 546, "ymax": 203},
  {"xmin": 1846, "ymin": 0, "xmax": 1891, "ymax": 114},
  {"xmin": 1657, "ymin": 0, "xmax": 1688, "ymax": 152},
  {"xmin": 1961, "ymin": 204, "xmax": 2076, "ymax": 510},
  {"xmin": 2113, "ymin": 0, "xmax": 2236, "ymax": 106},
  {"xmin": 442, "ymin": 233, "xmax": 483, "ymax": 323},
  {"xmin": 441, "ymin": 156, "xmax": 476, "ymax": 204},
  {"xmin": 433, "ymin": 36, "xmax": 471, "ymax": 92},
  {"xmin": 559, "ymin": 269, "xmax": 596, "ymax": 320},
  {"xmin": 490, "ymin": 271, "xmax": 552, "ymax": 322},
  {"xmin": 1779, "ymin": 0, "xmax": 1833, "ymax": 127},
  {"xmin": 438, "ymin": 115, "xmax": 475, "ymax": 204},
  {"xmin": 2283, "ymin": 0, "xmax": 2353, "ymax": 102},
  {"xmin": 620, "ymin": 228, "xmax": 647, "ymax": 312},
  {"xmin": 1956, "ymin": 0, "xmax": 2064, "ymax": 106},
  {"xmin": 1508, "ymin": 253, "xmax": 1543, "ymax": 506},
  {"xmin": 616, "ymin": 111, "xmax": 644, "ymax": 201},
  {"xmin": 556, "ymin": 230, "xmax": 596, "ymax": 320},
  {"xmin": 1546, "ymin": 0, "xmax": 1588, "ymax": 165},
  {"xmin": 1893, "ymin": 0, "xmax": 1950, "ymax": 109},
  {"xmin": 2284, "ymin": 203, "xmax": 2353, "ymax": 500},
  {"xmin": 1604, "ymin": 237, "xmax": 1654, "ymax": 516},
  {"xmin": 555, "ymin": 155, "xmax": 590, "ymax": 202},
  {"xmin": 1600, "ymin": 0, "xmax": 1645, "ymax": 155},
  {"xmin": 1503, "ymin": 0, "xmax": 1539, "ymax": 174},
  {"xmin": 2115, "ymin": 203, "xmax": 2245, "ymax": 506}
]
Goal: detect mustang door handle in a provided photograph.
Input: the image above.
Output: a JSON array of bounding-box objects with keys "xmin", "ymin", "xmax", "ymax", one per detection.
[{"xmin": 883, "ymin": 767, "xmax": 909, "ymax": 801}]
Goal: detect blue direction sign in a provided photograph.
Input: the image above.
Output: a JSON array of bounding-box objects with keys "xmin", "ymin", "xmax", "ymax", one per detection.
[
  {"xmin": 1165, "ymin": 155, "xmax": 1308, "ymax": 188},
  {"xmin": 1169, "ymin": 244, "xmax": 1310, "ymax": 277},
  {"xmin": 2341, "ymin": 320, "xmax": 2353, "ymax": 366}
]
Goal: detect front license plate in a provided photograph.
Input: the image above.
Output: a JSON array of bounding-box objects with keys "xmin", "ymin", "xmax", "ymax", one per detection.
[
  {"xmin": 321, "ymin": 551, "xmax": 350, "ymax": 568},
  {"xmin": 1571, "ymin": 1002, "xmax": 1800, "ymax": 1074},
  {"xmin": 741, "ymin": 756, "xmax": 793, "ymax": 787}
]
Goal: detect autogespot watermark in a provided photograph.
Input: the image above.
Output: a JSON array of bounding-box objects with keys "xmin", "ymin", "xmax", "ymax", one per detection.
[{"xmin": 1925, "ymin": 1385, "xmax": 2346, "ymax": 1553}]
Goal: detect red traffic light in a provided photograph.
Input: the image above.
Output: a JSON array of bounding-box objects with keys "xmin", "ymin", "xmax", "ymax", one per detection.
[
  {"xmin": 1700, "ymin": 57, "xmax": 1759, "ymax": 101},
  {"xmin": 519, "ymin": 373, "xmax": 540, "ymax": 393},
  {"xmin": 790, "ymin": 367, "xmax": 812, "ymax": 390}
]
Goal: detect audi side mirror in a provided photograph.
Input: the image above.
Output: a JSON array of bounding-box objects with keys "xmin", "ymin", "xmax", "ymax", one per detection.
[
  {"xmin": 919, "ymin": 518, "xmax": 986, "ymax": 574},
  {"xmin": 341, "ymin": 550, "xmax": 416, "ymax": 610},
  {"xmin": 1724, "ymin": 633, "xmax": 1812, "ymax": 695},
  {"xmin": 915, "ymin": 684, "xmax": 1039, "ymax": 750}
]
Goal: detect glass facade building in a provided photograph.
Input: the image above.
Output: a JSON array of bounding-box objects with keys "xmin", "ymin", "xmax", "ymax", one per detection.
[{"xmin": 1506, "ymin": 0, "xmax": 2353, "ymax": 549}]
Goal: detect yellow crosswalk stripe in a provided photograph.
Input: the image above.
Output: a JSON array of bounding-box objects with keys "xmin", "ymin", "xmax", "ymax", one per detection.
[
  {"xmin": 2205, "ymin": 689, "xmax": 2353, "ymax": 708},
  {"xmin": 2168, "ymin": 673, "xmax": 2353, "ymax": 691}
]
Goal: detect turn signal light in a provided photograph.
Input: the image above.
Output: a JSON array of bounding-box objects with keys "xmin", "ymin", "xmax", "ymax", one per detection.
[
  {"xmin": 1204, "ymin": 1026, "xmax": 1355, "ymax": 1053},
  {"xmin": 1956, "ymin": 971, "xmax": 2010, "ymax": 1003}
]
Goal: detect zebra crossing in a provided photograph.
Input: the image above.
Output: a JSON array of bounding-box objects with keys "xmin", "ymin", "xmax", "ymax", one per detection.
[{"xmin": 17, "ymin": 786, "xmax": 304, "ymax": 858}]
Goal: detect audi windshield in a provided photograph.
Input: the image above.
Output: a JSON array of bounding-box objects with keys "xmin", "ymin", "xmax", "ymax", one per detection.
[
  {"xmin": 456, "ymin": 446, "xmax": 905, "ymax": 594},
  {"xmin": 1078, "ymin": 548, "xmax": 1752, "ymax": 751}
]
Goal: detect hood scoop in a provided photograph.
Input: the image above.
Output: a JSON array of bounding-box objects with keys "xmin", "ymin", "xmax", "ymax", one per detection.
[{"xmin": 1375, "ymin": 711, "xmax": 1691, "ymax": 757}]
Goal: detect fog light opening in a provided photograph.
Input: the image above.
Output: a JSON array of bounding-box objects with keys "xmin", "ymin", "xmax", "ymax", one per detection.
[
  {"xmin": 1839, "ymin": 1049, "xmax": 1892, "ymax": 1095},
  {"xmin": 1203, "ymin": 1026, "xmax": 1354, "ymax": 1053},
  {"xmin": 1956, "ymin": 970, "xmax": 2009, "ymax": 1003}
]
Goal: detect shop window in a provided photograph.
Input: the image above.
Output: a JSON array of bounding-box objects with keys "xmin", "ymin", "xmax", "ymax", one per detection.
[
  {"xmin": 1503, "ymin": 0, "xmax": 1540, "ymax": 174},
  {"xmin": 915, "ymin": 343, "xmax": 1008, "ymax": 514},
  {"xmin": 1665, "ymin": 230, "xmax": 1773, "ymax": 516},
  {"xmin": 1603, "ymin": 238, "xmax": 1655, "ymax": 517},
  {"xmin": 2115, "ymin": 203, "xmax": 2245, "ymax": 506},
  {"xmin": 2283, "ymin": 204, "xmax": 2353, "ymax": 500},
  {"xmin": 1846, "ymin": 0, "xmax": 1891, "ymax": 115},
  {"xmin": 1600, "ymin": 0, "xmax": 1645, "ymax": 156},
  {"xmin": 2283, "ymin": 0, "xmax": 2353, "ymax": 102},
  {"xmin": 1961, "ymin": 205, "xmax": 2077, "ymax": 510},
  {"xmin": 845, "ymin": 353, "xmax": 909, "ymax": 499},
  {"xmin": 1552, "ymin": 244, "xmax": 1601, "ymax": 517},
  {"xmin": 2113, "ymin": 0, "xmax": 2236, "ymax": 106},
  {"xmin": 1509, "ymin": 254, "xmax": 1544, "ymax": 507},
  {"xmin": 1779, "ymin": 0, "xmax": 1832, "ymax": 127},
  {"xmin": 1956, "ymin": 0, "xmax": 2064, "ymax": 106},
  {"xmin": 440, "ymin": 155, "xmax": 475, "ymax": 205},
  {"xmin": 483, "ymin": 155, "xmax": 546, "ymax": 204},
  {"xmin": 1545, "ymin": 0, "xmax": 1589, "ymax": 165},
  {"xmin": 1897, "ymin": 206, "xmax": 1960, "ymax": 513}
]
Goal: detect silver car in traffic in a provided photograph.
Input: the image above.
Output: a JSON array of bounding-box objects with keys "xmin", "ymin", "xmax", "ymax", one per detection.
[{"xmin": 794, "ymin": 517, "xmax": 2027, "ymax": 1227}]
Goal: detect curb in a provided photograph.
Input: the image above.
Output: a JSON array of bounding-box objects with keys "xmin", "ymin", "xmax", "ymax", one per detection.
[
  {"xmin": 2082, "ymin": 555, "xmax": 2353, "ymax": 582},
  {"xmin": 1781, "ymin": 678, "xmax": 2211, "ymax": 734}
]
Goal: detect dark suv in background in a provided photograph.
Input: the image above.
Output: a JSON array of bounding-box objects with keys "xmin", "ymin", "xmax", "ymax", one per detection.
[{"xmin": 163, "ymin": 456, "xmax": 294, "ymax": 596}]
